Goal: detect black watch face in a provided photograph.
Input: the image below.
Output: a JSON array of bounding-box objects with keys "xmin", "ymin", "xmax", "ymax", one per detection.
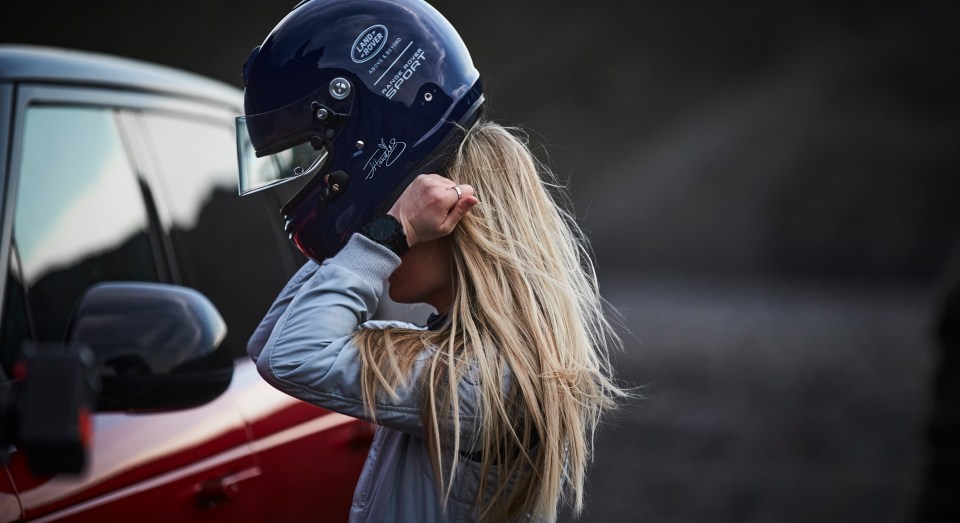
[{"xmin": 368, "ymin": 216, "xmax": 398, "ymax": 242}]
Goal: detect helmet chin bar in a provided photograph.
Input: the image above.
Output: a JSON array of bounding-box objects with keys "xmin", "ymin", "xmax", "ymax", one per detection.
[{"xmin": 317, "ymin": 170, "xmax": 351, "ymax": 207}]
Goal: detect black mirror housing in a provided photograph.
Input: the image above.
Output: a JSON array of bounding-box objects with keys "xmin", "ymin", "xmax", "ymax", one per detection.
[
  {"xmin": 16, "ymin": 342, "xmax": 99, "ymax": 475},
  {"xmin": 68, "ymin": 282, "xmax": 232, "ymax": 412}
]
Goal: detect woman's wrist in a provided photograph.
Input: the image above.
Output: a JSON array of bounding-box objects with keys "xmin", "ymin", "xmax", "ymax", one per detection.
[{"xmin": 361, "ymin": 214, "xmax": 410, "ymax": 256}]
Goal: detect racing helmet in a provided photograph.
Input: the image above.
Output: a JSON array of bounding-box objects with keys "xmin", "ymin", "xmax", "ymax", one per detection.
[{"xmin": 237, "ymin": 0, "xmax": 484, "ymax": 262}]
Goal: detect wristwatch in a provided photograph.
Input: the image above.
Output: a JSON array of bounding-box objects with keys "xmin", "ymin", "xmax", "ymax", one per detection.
[{"xmin": 361, "ymin": 214, "xmax": 409, "ymax": 257}]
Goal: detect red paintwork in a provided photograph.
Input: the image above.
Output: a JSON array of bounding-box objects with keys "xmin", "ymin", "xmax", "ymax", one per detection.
[
  {"xmin": 231, "ymin": 360, "xmax": 375, "ymax": 522},
  {"xmin": 0, "ymin": 466, "xmax": 22, "ymax": 521},
  {"xmin": 0, "ymin": 359, "xmax": 371, "ymax": 522}
]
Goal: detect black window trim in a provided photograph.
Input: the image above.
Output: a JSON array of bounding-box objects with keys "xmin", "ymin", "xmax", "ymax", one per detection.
[{"xmin": 0, "ymin": 83, "xmax": 18, "ymax": 325}]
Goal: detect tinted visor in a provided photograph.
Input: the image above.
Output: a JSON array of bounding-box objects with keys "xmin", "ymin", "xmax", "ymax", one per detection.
[{"xmin": 236, "ymin": 116, "xmax": 327, "ymax": 195}]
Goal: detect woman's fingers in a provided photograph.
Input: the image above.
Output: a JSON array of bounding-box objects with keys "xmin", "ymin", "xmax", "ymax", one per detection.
[
  {"xmin": 387, "ymin": 174, "xmax": 478, "ymax": 246},
  {"xmin": 441, "ymin": 194, "xmax": 479, "ymax": 232},
  {"xmin": 446, "ymin": 183, "xmax": 475, "ymax": 209}
]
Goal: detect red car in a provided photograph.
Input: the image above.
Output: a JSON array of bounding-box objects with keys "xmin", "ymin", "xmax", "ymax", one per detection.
[{"xmin": 0, "ymin": 45, "xmax": 374, "ymax": 521}]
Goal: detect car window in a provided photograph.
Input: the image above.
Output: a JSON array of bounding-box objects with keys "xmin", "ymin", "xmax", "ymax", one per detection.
[
  {"xmin": 137, "ymin": 112, "xmax": 301, "ymax": 359},
  {"xmin": 9, "ymin": 106, "xmax": 159, "ymax": 342}
]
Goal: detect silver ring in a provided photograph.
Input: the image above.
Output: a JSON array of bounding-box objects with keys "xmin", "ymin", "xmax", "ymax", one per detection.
[{"xmin": 450, "ymin": 184, "xmax": 463, "ymax": 200}]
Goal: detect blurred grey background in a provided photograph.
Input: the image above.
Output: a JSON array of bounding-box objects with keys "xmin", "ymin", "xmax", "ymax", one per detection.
[{"xmin": 4, "ymin": 0, "xmax": 959, "ymax": 521}]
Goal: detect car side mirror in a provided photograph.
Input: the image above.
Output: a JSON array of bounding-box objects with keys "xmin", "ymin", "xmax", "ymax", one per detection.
[{"xmin": 68, "ymin": 282, "xmax": 233, "ymax": 412}]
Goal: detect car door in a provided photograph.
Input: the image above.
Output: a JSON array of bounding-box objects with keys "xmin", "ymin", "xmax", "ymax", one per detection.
[
  {"xmin": 0, "ymin": 85, "xmax": 266, "ymax": 521},
  {"xmin": 133, "ymin": 109, "xmax": 374, "ymax": 522}
]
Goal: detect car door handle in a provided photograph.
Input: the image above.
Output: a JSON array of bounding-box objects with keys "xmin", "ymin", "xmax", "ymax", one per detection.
[{"xmin": 194, "ymin": 466, "xmax": 262, "ymax": 509}]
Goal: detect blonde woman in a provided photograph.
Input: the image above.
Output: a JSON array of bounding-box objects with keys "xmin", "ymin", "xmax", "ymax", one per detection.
[
  {"xmin": 240, "ymin": 1, "xmax": 624, "ymax": 521},
  {"xmin": 249, "ymin": 120, "xmax": 623, "ymax": 521}
]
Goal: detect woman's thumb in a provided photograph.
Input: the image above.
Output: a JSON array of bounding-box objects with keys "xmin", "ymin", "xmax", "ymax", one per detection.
[
  {"xmin": 458, "ymin": 196, "xmax": 479, "ymax": 217},
  {"xmin": 444, "ymin": 196, "xmax": 479, "ymax": 229}
]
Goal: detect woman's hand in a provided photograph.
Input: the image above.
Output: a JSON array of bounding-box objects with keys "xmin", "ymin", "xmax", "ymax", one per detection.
[{"xmin": 388, "ymin": 174, "xmax": 479, "ymax": 247}]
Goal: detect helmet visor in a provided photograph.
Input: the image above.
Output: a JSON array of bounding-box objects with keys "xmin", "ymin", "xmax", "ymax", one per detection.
[{"xmin": 236, "ymin": 116, "xmax": 328, "ymax": 195}]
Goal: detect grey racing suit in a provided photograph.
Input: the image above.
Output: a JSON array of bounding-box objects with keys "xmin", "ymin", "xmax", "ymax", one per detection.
[{"xmin": 247, "ymin": 234, "xmax": 490, "ymax": 522}]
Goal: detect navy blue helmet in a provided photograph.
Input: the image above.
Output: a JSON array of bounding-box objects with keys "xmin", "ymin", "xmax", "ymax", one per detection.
[{"xmin": 237, "ymin": 0, "xmax": 484, "ymax": 262}]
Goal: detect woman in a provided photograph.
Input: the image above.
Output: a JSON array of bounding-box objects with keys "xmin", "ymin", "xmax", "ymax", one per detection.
[
  {"xmin": 248, "ymin": 120, "xmax": 624, "ymax": 521},
  {"xmin": 239, "ymin": 1, "xmax": 624, "ymax": 521}
]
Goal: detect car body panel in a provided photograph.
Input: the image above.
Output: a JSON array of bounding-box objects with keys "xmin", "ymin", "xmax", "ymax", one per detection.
[
  {"xmin": 231, "ymin": 360, "xmax": 374, "ymax": 521},
  {"xmin": 0, "ymin": 462, "xmax": 22, "ymax": 521},
  {"xmin": 7, "ymin": 361, "xmax": 263, "ymax": 522}
]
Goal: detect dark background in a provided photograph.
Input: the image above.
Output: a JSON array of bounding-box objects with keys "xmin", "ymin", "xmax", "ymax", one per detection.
[{"xmin": 4, "ymin": 1, "xmax": 959, "ymax": 521}]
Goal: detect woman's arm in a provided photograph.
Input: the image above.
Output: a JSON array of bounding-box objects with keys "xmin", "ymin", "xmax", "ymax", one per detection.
[
  {"xmin": 252, "ymin": 174, "xmax": 482, "ymax": 440},
  {"xmin": 252, "ymin": 234, "xmax": 482, "ymax": 439},
  {"xmin": 246, "ymin": 259, "xmax": 320, "ymax": 363}
]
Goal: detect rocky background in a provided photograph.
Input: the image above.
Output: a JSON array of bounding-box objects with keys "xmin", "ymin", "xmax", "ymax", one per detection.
[{"xmin": 4, "ymin": 1, "xmax": 959, "ymax": 521}]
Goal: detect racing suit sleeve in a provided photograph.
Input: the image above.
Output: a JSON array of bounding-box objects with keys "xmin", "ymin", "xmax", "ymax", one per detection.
[
  {"xmin": 248, "ymin": 234, "xmax": 482, "ymax": 442},
  {"xmin": 246, "ymin": 258, "xmax": 320, "ymax": 363}
]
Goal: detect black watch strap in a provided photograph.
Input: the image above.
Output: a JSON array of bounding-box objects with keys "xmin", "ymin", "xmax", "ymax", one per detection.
[{"xmin": 361, "ymin": 214, "xmax": 409, "ymax": 257}]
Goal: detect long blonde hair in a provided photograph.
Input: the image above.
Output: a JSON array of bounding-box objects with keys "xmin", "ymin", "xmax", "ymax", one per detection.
[{"xmin": 354, "ymin": 120, "xmax": 625, "ymax": 521}]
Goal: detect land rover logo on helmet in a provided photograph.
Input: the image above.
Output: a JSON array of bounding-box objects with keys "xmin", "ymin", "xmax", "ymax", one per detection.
[{"xmin": 351, "ymin": 25, "xmax": 388, "ymax": 63}]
